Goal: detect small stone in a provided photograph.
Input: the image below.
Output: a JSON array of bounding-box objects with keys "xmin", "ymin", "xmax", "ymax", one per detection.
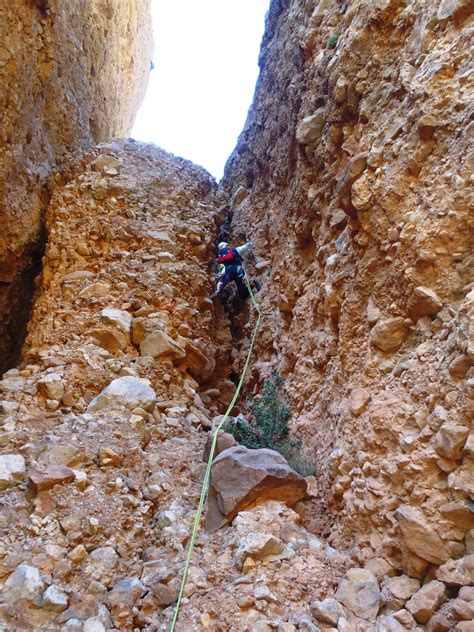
[
  {"xmin": 335, "ymin": 567, "xmax": 381, "ymax": 621},
  {"xmin": 406, "ymin": 580, "xmax": 446, "ymax": 623},
  {"xmin": 41, "ymin": 584, "xmax": 69, "ymax": 612},
  {"xmin": 83, "ymin": 618, "xmax": 106, "ymax": 632},
  {"xmin": 449, "ymin": 355, "xmax": 472, "ymax": 378},
  {"xmin": 0, "ymin": 454, "xmax": 26, "ymax": 490},
  {"xmin": 236, "ymin": 532, "xmax": 284, "ymax": 566},
  {"xmin": 395, "ymin": 504, "xmax": 453, "ymax": 564},
  {"xmin": 436, "ymin": 554, "xmax": 474, "ymax": 586},
  {"xmin": 254, "ymin": 584, "xmax": 278, "ymax": 603},
  {"xmin": 152, "ymin": 582, "xmax": 179, "ymax": 606},
  {"xmin": 370, "ymin": 317, "xmax": 407, "ymax": 353},
  {"xmin": 3, "ymin": 564, "xmax": 46, "ymax": 606},
  {"xmin": 434, "ymin": 424, "xmax": 470, "ymax": 460},
  {"xmin": 99, "ymin": 447, "xmax": 122, "ymax": 467},
  {"xmin": 89, "ymin": 546, "xmax": 119, "ymax": 571},
  {"xmin": 108, "ymin": 577, "xmax": 146, "ymax": 608},
  {"xmin": 407, "ymin": 287, "xmax": 443, "ymax": 320},
  {"xmin": 37, "ymin": 372, "xmax": 65, "ymax": 401},
  {"xmin": 101, "ymin": 308, "xmax": 132, "ymax": 332},
  {"xmin": 349, "ymin": 388, "xmax": 371, "ymax": 416},
  {"xmin": 311, "ymin": 598, "xmax": 346, "ymax": 625},
  {"xmin": 296, "ymin": 108, "xmax": 326, "ymax": 145},
  {"xmin": 28, "ymin": 465, "xmax": 75, "ymax": 493},
  {"xmin": 69, "ymin": 544, "xmax": 88, "ymax": 563},
  {"xmin": 382, "ymin": 575, "xmax": 420, "ymax": 611},
  {"xmin": 459, "ymin": 586, "xmax": 474, "ymax": 600},
  {"xmin": 61, "ymin": 619, "xmax": 83, "ymax": 632}
]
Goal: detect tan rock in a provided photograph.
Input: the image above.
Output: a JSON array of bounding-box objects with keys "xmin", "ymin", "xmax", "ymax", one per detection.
[
  {"xmin": 440, "ymin": 501, "xmax": 474, "ymax": 530},
  {"xmin": 28, "ymin": 465, "xmax": 75, "ymax": 493},
  {"xmin": 206, "ymin": 446, "xmax": 307, "ymax": 532},
  {"xmin": 335, "ymin": 568, "xmax": 381, "ymax": 621},
  {"xmin": 370, "ymin": 318, "xmax": 407, "ymax": 353},
  {"xmin": 405, "ymin": 580, "xmax": 446, "ymax": 623},
  {"xmin": 139, "ymin": 330, "xmax": 186, "ymax": 360},
  {"xmin": 407, "ymin": 287, "xmax": 443, "ymax": 320},
  {"xmin": 349, "ymin": 387, "xmax": 371, "ymax": 416},
  {"xmin": 296, "ymin": 108, "xmax": 326, "ymax": 145},
  {"xmin": 202, "ymin": 431, "xmax": 238, "ymax": 463},
  {"xmin": 436, "ymin": 555, "xmax": 474, "ymax": 586},
  {"xmin": 435, "ymin": 424, "xmax": 470, "ymax": 460},
  {"xmin": 89, "ymin": 328, "xmax": 128, "ymax": 353},
  {"xmin": 395, "ymin": 504, "xmax": 453, "ymax": 564}
]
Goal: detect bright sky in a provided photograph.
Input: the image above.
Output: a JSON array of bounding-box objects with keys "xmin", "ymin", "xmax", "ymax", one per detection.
[{"xmin": 132, "ymin": 0, "xmax": 270, "ymax": 180}]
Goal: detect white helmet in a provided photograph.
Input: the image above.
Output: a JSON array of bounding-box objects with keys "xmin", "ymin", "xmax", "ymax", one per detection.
[{"xmin": 217, "ymin": 242, "xmax": 228, "ymax": 252}]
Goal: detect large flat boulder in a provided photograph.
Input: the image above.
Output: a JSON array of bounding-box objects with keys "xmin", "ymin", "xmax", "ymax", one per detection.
[{"xmin": 205, "ymin": 446, "xmax": 307, "ymax": 532}]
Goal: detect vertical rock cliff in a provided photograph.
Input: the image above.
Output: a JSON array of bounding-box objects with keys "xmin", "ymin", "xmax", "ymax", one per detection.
[
  {"xmin": 0, "ymin": 0, "xmax": 153, "ymax": 372},
  {"xmin": 1, "ymin": 0, "xmax": 474, "ymax": 630},
  {"xmin": 223, "ymin": 0, "xmax": 473, "ymax": 590}
]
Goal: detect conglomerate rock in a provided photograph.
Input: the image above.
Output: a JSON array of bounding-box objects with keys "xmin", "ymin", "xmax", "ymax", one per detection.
[
  {"xmin": 0, "ymin": 0, "xmax": 153, "ymax": 373},
  {"xmin": 221, "ymin": 0, "xmax": 474, "ymax": 600},
  {"xmin": 1, "ymin": 0, "xmax": 474, "ymax": 629}
]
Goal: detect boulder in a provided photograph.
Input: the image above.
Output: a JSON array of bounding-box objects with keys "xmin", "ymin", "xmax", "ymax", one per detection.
[
  {"xmin": 394, "ymin": 504, "xmax": 453, "ymax": 564},
  {"xmin": 440, "ymin": 500, "xmax": 474, "ymax": 530},
  {"xmin": 205, "ymin": 446, "xmax": 307, "ymax": 532},
  {"xmin": 236, "ymin": 532, "xmax": 285, "ymax": 567},
  {"xmin": 202, "ymin": 431, "xmax": 238, "ymax": 463},
  {"xmin": 41, "ymin": 585, "xmax": 69, "ymax": 612},
  {"xmin": 37, "ymin": 372, "xmax": 65, "ymax": 401},
  {"xmin": 87, "ymin": 376, "xmax": 156, "ymax": 413},
  {"xmin": 0, "ymin": 454, "xmax": 26, "ymax": 490},
  {"xmin": 405, "ymin": 580, "xmax": 446, "ymax": 623},
  {"xmin": 349, "ymin": 387, "xmax": 371, "ymax": 416},
  {"xmin": 370, "ymin": 317, "xmax": 407, "ymax": 353},
  {"xmin": 296, "ymin": 108, "xmax": 326, "ymax": 145},
  {"xmin": 407, "ymin": 287, "xmax": 443, "ymax": 320},
  {"xmin": 381, "ymin": 575, "xmax": 420, "ymax": 611},
  {"xmin": 28, "ymin": 465, "xmax": 75, "ymax": 493},
  {"xmin": 335, "ymin": 568, "xmax": 381, "ymax": 621},
  {"xmin": 139, "ymin": 330, "xmax": 186, "ymax": 360},
  {"xmin": 89, "ymin": 328, "xmax": 128, "ymax": 353},
  {"xmin": 108, "ymin": 577, "xmax": 146, "ymax": 609},
  {"xmin": 436, "ymin": 555, "xmax": 474, "ymax": 586},
  {"xmin": 311, "ymin": 598, "xmax": 346, "ymax": 625},
  {"xmin": 101, "ymin": 308, "xmax": 132, "ymax": 332},
  {"xmin": 3, "ymin": 564, "xmax": 45, "ymax": 606},
  {"xmin": 434, "ymin": 424, "xmax": 470, "ymax": 460}
]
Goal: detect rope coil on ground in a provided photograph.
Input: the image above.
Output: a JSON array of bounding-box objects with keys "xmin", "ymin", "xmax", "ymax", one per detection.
[{"xmin": 170, "ymin": 268, "xmax": 261, "ymax": 631}]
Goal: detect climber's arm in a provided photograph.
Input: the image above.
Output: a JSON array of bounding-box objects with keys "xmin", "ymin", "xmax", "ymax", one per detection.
[{"xmin": 235, "ymin": 242, "xmax": 252, "ymax": 255}]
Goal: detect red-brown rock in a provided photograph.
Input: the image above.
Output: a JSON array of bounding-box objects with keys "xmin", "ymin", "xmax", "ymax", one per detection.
[{"xmin": 205, "ymin": 446, "xmax": 307, "ymax": 532}]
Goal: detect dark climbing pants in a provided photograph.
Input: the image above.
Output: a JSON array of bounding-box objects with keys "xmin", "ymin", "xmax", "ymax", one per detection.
[{"xmin": 220, "ymin": 265, "xmax": 249, "ymax": 299}]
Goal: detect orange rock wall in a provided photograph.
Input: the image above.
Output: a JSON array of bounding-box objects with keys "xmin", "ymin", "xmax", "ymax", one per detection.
[
  {"xmin": 0, "ymin": 0, "xmax": 152, "ymax": 371},
  {"xmin": 222, "ymin": 0, "xmax": 473, "ymax": 572}
]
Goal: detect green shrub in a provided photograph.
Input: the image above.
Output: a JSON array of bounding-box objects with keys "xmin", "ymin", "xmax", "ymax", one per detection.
[
  {"xmin": 224, "ymin": 372, "xmax": 315, "ymax": 477},
  {"xmin": 327, "ymin": 35, "xmax": 339, "ymax": 49}
]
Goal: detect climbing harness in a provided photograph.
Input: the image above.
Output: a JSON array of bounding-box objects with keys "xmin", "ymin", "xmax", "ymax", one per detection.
[{"xmin": 170, "ymin": 266, "xmax": 261, "ymax": 631}]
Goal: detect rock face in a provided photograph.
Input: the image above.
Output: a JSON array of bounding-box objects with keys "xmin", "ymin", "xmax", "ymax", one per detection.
[
  {"xmin": 0, "ymin": 0, "xmax": 153, "ymax": 373},
  {"xmin": 1, "ymin": 0, "xmax": 473, "ymax": 630},
  {"xmin": 206, "ymin": 446, "xmax": 307, "ymax": 532},
  {"xmin": 222, "ymin": 0, "xmax": 473, "ymax": 593}
]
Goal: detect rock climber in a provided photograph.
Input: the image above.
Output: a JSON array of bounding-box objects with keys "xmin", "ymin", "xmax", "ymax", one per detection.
[{"xmin": 210, "ymin": 241, "xmax": 253, "ymax": 300}]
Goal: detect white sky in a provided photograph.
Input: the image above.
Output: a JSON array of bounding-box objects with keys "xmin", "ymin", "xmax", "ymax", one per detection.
[{"xmin": 132, "ymin": 0, "xmax": 270, "ymax": 180}]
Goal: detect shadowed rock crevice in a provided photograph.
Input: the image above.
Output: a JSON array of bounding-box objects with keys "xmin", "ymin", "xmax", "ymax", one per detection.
[{"xmin": 0, "ymin": 225, "xmax": 46, "ymax": 374}]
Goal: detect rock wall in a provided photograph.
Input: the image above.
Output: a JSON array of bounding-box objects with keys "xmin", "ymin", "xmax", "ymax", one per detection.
[
  {"xmin": 223, "ymin": 0, "xmax": 473, "ymax": 582},
  {"xmin": 0, "ymin": 0, "xmax": 153, "ymax": 372}
]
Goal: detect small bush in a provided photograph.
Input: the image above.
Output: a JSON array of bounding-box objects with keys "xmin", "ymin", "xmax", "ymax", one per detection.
[
  {"xmin": 224, "ymin": 372, "xmax": 315, "ymax": 477},
  {"xmin": 327, "ymin": 35, "xmax": 339, "ymax": 49}
]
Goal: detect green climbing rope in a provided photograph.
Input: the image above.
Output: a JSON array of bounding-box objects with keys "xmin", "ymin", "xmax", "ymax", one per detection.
[{"xmin": 170, "ymin": 268, "xmax": 261, "ymax": 631}]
